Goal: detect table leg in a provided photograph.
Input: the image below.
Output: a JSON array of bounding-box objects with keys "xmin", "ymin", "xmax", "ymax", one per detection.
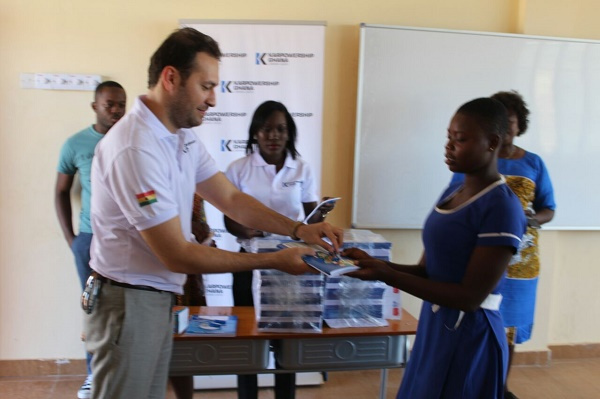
[{"xmin": 379, "ymin": 368, "xmax": 388, "ymax": 399}]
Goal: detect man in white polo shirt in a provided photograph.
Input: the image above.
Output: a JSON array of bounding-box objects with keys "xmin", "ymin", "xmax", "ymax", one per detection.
[{"xmin": 84, "ymin": 27, "xmax": 343, "ymax": 399}]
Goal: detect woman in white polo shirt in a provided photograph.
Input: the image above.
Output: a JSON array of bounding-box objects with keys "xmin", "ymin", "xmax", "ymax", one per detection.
[{"xmin": 224, "ymin": 100, "xmax": 335, "ymax": 399}]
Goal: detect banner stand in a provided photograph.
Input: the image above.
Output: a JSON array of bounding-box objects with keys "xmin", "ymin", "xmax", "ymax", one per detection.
[{"xmin": 180, "ymin": 19, "xmax": 327, "ymax": 390}]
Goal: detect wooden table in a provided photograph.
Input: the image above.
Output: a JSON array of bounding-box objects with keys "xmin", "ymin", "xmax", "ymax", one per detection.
[{"xmin": 171, "ymin": 306, "xmax": 417, "ymax": 398}]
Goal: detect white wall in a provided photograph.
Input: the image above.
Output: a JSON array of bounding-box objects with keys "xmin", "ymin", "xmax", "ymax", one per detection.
[{"xmin": 1, "ymin": 0, "xmax": 598, "ymax": 361}]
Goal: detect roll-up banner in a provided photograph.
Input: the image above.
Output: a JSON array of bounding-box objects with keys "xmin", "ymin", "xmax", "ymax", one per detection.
[{"xmin": 181, "ymin": 20, "xmax": 326, "ymax": 306}]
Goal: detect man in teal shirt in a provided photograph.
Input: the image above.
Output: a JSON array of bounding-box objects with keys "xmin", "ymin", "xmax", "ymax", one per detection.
[{"xmin": 54, "ymin": 80, "xmax": 126, "ymax": 399}]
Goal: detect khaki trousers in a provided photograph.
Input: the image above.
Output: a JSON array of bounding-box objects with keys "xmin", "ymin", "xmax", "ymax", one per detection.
[{"xmin": 84, "ymin": 283, "xmax": 174, "ymax": 399}]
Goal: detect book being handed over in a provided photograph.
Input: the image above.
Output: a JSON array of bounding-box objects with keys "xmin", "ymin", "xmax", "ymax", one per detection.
[{"xmin": 278, "ymin": 242, "xmax": 359, "ymax": 277}]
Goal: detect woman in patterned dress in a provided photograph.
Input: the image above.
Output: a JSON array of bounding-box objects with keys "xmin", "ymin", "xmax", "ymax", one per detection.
[{"xmin": 491, "ymin": 90, "xmax": 555, "ymax": 399}]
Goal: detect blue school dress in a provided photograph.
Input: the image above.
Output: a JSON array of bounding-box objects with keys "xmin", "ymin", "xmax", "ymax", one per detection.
[
  {"xmin": 397, "ymin": 178, "xmax": 526, "ymax": 399},
  {"xmin": 452, "ymin": 152, "xmax": 556, "ymax": 344}
]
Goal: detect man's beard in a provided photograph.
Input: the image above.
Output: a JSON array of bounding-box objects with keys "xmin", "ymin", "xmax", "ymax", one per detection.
[{"xmin": 168, "ymin": 88, "xmax": 202, "ymax": 130}]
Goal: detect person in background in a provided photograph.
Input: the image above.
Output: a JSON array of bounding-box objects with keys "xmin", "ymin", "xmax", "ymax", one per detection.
[
  {"xmin": 343, "ymin": 97, "xmax": 527, "ymax": 398},
  {"xmin": 169, "ymin": 194, "xmax": 214, "ymax": 399},
  {"xmin": 224, "ymin": 100, "xmax": 336, "ymax": 399},
  {"xmin": 54, "ymin": 80, "xmax": 126, "ymax": 399},
  {"xmin": 451, "ymin": 90, "xmax": 555, "ymax": 399},
  {"xmin": 85, "ymin": 28, "xmax": 342, "ymax": 399}
]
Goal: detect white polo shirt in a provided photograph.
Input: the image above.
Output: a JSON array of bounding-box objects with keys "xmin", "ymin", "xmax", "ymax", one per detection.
[
  {"xmin": 90, "ymin": 96, "xmax": 219, "ymax": 293},
  {"xmin": 225, "ymin": 150, "xmax": 319, "ymax": 221}
]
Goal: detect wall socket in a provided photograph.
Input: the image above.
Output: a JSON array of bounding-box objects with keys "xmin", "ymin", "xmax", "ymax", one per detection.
[{"xmin": 20, "ymin": 73, "xmax": 102, "ymax": 91}]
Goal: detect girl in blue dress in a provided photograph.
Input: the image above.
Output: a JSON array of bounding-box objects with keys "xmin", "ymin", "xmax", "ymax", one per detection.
[
  {"xmin": 451, "ymin": 91, "xmax": 555, "ymax": 399},
  {"xmin": 343, "ymin": 97, "xmax": 527, "ymax": 398}
]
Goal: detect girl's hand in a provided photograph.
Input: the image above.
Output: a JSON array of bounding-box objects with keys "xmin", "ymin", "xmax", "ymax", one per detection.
[
  {"xmin": 346, "ymin": 258, "xmax": 390, "ymax": 281},
  {"xmin": 246, "ymin": 228, "xmax": 265, "ymax": 239},
  {"xmin": 341, "ymin": 247, "xmax": 372, "ymax": 260}
]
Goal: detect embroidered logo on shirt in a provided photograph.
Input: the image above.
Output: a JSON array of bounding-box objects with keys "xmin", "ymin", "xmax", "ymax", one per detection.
[
  {"xmin": 282, "ymin": 180, "xmax": 302, "ymax": 187},
  {"xmin": 183, "ymin": 140, "xmax": 196, "ymax": 153},
  {"xmin": 136, "ymin": 190, "xmax": 157, "ymax": 207}
]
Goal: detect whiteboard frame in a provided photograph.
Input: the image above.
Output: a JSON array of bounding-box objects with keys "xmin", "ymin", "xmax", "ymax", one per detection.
[{"xmin": 353, "ymin": 24, "xmax": 600, "ymax": 230}]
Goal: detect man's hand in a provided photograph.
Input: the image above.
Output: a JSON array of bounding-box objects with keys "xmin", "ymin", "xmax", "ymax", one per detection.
[
  {"xmin": 295, "ymin": 222, "xmax": 343, "ymax": 253},
  {"xmin": 269, "ymin": 247, "xmax": 317, "ymax": 275}
]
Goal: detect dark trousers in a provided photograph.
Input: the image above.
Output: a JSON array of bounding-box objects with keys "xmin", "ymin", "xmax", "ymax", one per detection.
[
  {"xmin": 71, "ymin": 232, "xmax": 94, "ymax": 376},
  {"xmin": 233, "ymin": 268, "xmax": 296, "ymax": 399}
]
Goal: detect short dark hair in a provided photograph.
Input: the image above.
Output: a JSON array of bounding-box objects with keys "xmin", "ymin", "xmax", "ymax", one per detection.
[
  {"xmin": 94, "ymin": 80, "xmax": 124, "ymax": 100},
  {"xmin": 491, "ymin": 90, "xmax": 530, "ymax": 136},
  {"xmin": 456, "ymin": 97, "xmax": 509, "ymax": 138},
  {"xmin": 245, "ymin": 101, "xmax": 300, "ymax": 159},
  {"xmin": 148, "ymin": 27, "xmax": 222, "ymax": 88}
]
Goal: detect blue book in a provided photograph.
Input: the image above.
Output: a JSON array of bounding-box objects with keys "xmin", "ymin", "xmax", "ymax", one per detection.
[
  {"xmin": 184, "ymin": 315, "xmax": 238, "ymax": 337},
  {"xmin": 277, "ymin": 242, "xmax": 359, "ymax": 276},
  {"xmin": 302, "ymin": 252, "xmax": 359, "ymax": 276}
]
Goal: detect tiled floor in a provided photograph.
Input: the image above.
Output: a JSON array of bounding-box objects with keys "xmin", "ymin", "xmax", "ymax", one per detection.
[{"xmin": 1, "ymin": 358, "xmax": 599, "ymax": 398}]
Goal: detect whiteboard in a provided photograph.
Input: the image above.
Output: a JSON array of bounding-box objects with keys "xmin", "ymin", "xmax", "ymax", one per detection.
[{"xmin": 353, "ymin": 24, "xmax": 600, "ymax": 230}]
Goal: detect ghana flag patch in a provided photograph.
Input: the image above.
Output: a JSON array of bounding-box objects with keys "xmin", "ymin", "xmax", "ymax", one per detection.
[{"xmin": 136, "ymin": 190, "xmax": 157, "ymax": 207}]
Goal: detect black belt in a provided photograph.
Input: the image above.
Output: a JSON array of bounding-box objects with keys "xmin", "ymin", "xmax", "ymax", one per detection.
[{"xmin": 93, "ymin": 272, "xmax": 169, "ymax": 294}]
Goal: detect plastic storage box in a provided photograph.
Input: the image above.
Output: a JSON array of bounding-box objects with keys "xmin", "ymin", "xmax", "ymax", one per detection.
[
  {"xmin": 323, "ymin": 277, "xmax": 388, "ymax": 328},
  {"xmin": 253, "ymin": 269, "xmax": 325, "ymax": 333}
]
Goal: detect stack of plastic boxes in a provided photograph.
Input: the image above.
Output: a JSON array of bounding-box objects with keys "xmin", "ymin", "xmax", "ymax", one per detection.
[
  {"xmin": 323, "ymin": 229, "xmax": 397, "ymax": 328},
  {"xmin": 323, "ymin": 277, "xmax": 387, "ymax": 327},
  {"xmin": 341, "ymin": 229, "xmax": 393, "ymax": 260},
  {"xmin": 249, "ymin": 230, "xmax": 397, "ymax": 331},
  {"xmin": 250, "ymin": 235, "xmax": 325, "ymax": 333}
]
